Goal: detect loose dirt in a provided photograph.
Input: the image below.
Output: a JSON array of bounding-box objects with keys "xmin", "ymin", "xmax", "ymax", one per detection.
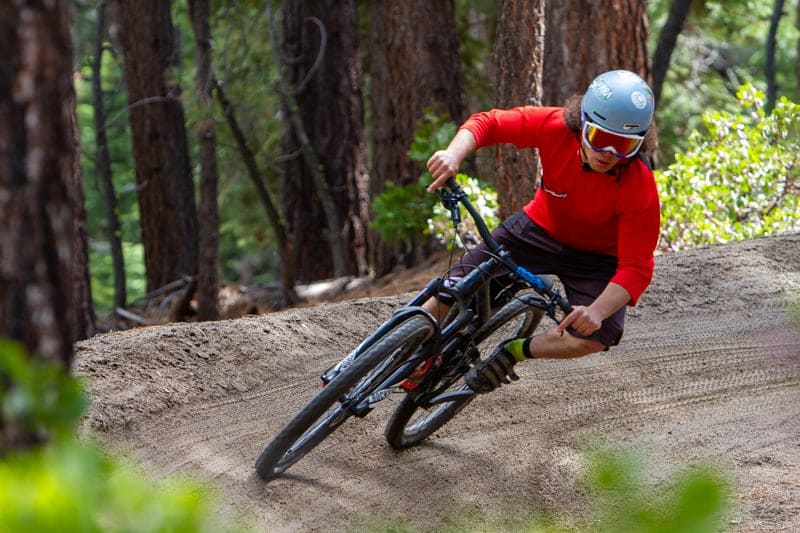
[{"xmin": 74, "ymin": 234, "xmax": 800, "ymax": 532}]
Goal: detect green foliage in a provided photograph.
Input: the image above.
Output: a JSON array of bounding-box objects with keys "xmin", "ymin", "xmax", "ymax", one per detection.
[
  {"xmin": 204, "ymin": 3, "xmax": 285, "ymax": 284},
  {"xmin": 89, "ymin": 241, "xmax": 146, "ymax": 311},
  {"xmin": 373, "ymin": 112, "xmax": 499, "ymax": 248},
  {"xmin": 657, "ymin": 84, "xmax": 800, "ymax": 251},
  {"xmin": 0, "ymin": 342, "xmax": 250, "ymax": 532},
  {"xmin": 0, "ymin": 341, "xmax": 88, "ymax": 444},
  {"xmin": 454, "ymin": 0, "xmax": 496, "ymax": 111},
  {"xmin": 372, "ymin": 178, "xmax": 440, "ymax": 246},
  {"xmin": 0, "ymin": 441, "xmax": 247, "ymax": 533},
  {"xmin": 648, "ymin": 0, "xmax": 799, "ymax": 166},
  {"xmin": 371, "ymin": 112, "xmax": 455, "ymax": 245},
  {"xmin": 584, "ymin": 449, "xmax": 729, "ymax": 532},
  {"xmin": 406, "ymin": 112, "xmax": 459, "ymax": 164}
]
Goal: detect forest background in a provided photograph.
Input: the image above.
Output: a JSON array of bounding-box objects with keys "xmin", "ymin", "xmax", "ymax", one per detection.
[{"xmin": 66, "ymin": 0, "xmax": 799, "ymax": 332}]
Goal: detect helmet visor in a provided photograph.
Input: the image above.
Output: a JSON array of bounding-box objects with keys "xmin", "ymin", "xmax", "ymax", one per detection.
[{"xmin": 582, "ymin": 120, "xmax": 644, "ymax": 158}]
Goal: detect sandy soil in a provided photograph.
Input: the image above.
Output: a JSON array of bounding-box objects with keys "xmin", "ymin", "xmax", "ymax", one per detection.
[{"xmin": 74, "ymin": 234, "xmax": 800, "ymax": 532}]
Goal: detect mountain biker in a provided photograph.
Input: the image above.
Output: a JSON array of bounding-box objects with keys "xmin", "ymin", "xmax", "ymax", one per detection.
[{"xmin": 424, "ymin": 69, "xmax": 660, "ymax": 394}]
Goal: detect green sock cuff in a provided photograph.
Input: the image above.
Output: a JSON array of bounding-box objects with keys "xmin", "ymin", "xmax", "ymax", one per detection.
[{"xmin": 504, "ymin": 338, "xmax": 530, "ymax": 362}]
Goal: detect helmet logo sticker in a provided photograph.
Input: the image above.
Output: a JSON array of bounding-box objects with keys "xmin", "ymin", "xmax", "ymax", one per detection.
[
  {"xmin": 591, "ymin": 78, "xmax": 613, "ymax": 100},
  {"xmin": 630, "ymin": 91, "xmax": 647, "ymax": 109}
]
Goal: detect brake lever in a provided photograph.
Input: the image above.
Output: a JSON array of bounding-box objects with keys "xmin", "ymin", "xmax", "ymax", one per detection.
[{"xmin": 437, "ymin": 188, "xmax": 462, "ymax": 227}]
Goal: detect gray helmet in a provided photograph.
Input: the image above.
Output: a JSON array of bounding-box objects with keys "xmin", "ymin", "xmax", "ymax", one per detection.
[{"xmin": 581, "ymin": 70, "xmax": 655, "ymax": 135}]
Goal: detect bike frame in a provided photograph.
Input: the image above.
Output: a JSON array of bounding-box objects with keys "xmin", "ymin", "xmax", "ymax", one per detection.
[
  {"xmin": 328, "ymin": 179, "xmax": 572, "ymax": 415},
  {"xmin": 255, "ymin": 179, "xmax": 577, "ymax": 481}
]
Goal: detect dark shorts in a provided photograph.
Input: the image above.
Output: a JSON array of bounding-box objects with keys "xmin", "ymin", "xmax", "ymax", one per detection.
[{"xmin": 444, "ymin": 211, "xmax": 625, "ymax": 347}]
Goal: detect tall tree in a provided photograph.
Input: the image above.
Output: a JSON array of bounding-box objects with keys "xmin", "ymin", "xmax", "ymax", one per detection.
[
  {"xmin": 765, "ymin": 0, "xmax": 787, "ymax": 113},
  {"xmin": 491, "ymin": 0, "xmax": 545, "ymax": 219},
  {"xmin": 542, "ymin": 0, "xmax": 655, "ymax": 163},
  {"xmin": 92, "ymin": 2, "xmax": 127, "ymax": 313},
  {"xmin": 69, "ymin": 53, "xmax": 98, "ymax": 343},
  {"xmin": 117, "ymin": 0, "xmax": 199, "ymax": 306},
  {"xmin": 214, "ymin": 78, "xmax": 298, "ymax": 307},
  {"xmin": 650, "ymin": 0, "xmax": 693, "ymax": 109},
  {"xmin": 0, "ymin": 0, "xmax": 80, "ymax": 365},
  {"xmin": 542, "ymin": 0, "xmax": 651, "ymax": 107},
  {"xmin": 280, "ymin": 0, "xmax": 370, "ymax": 282},
  {"xmin": 189, "ymin": 0, "xmax": 220, "ymax": 321},
  {"xmin": 368, "ymin": 0, "xmax": 466, "ymax": 273}
]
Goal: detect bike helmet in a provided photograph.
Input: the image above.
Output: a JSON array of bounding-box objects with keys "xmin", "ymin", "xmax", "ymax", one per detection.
[{"xmin": 581, "ymin": 70, "xmax": 654, "ymax": 135}]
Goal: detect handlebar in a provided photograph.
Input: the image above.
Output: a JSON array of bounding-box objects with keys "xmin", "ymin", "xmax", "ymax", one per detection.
[{"xmin": 438, "ymin": 178, "xmax": 573, "ymax": 316}]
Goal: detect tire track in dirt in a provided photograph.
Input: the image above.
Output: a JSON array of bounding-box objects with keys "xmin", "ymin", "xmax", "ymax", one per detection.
[
  {"xmin": 75, "ymin": 235, "xmax": 800, "ymax": 532},
  {"xmin": 84, "ymin": 307, "xmax": 799, "ymax": 532}
]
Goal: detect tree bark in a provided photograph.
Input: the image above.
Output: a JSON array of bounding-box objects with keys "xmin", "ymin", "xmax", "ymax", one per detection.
[
  {"xmin": 118, "ymin": 0, "xmax": 199, "ymax": 299},
  {"xmin": 0, "ymin": 0, "xmax": 78, "ymax": 366},
  {"xmin": 368, "ymin": 0, "xmax": 466, "ymax": 274},
  {"xmin": 280, "ymin": 0, "xmax": 369, "ymax": 282},
  {"xmin": 796, "ymin": 0, "xmax": 800, "ymax": 100},
  {"xmin": 69, "ymin": 54, "xmax": 98, "ymax": 343},
  {"xmin": 189, "ymin": 0, "xmax": 220, "ymax": 321},
  {"xmin": 492, "ymin": 0, "xmax": 545, "ymax": 219},
  {"xmin": 543, "ymin": 0, "xmax": 651, "ymax": 107},
  {"xmin": 92, "ymin": 2, "xmax": 127, "ymax": 312},
  {"xmin": 765, "ymin": 0, "xmax": 786, "ymax": 114},
  {"xmin": 542, "ymin": 0, "xmax": 656, "ymax": 165}
]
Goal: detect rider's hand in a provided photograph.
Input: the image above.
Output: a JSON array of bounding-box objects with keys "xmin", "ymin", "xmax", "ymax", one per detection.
[
  {"xmin": 556, "ymin": 305, "xmax": 603, "ymax": 337},
  {"xmin": 426, "ymin": 150, "xmax": 460, "ymax": 192}
]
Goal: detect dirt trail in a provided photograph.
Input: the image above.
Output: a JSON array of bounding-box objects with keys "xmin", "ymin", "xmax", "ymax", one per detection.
[{"xmin": 75, "ymin": 234, "xmax": 800, "ymax": 531}]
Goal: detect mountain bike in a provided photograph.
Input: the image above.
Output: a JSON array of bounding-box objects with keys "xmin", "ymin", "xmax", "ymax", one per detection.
[{"xmin": 255, "ymin": 178, "xmax": 573, "ymax": 482}]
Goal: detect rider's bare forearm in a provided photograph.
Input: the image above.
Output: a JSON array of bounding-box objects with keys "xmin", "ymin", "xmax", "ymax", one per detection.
[{"xmin": 589, "ymin": 282, "xmax": 631, "ymax": 319}]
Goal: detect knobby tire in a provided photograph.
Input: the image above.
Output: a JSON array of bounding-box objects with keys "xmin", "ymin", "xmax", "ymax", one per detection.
[
  {"xmin": 255, "ymin": 314, "xmax": 433, "ymax": 481},
  {"xmin": 384, "ymin": 297, "xmax": 544, "ymax": 449}
]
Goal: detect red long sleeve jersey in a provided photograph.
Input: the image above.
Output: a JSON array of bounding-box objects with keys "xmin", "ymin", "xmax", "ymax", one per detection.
[{"xmin": 461, "ymin": 106, "xmax": 661, "ymax": 305}]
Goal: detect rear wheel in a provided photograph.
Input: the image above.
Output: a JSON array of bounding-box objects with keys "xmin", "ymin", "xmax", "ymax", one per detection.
[
  {"xmin": 384, "ymin": 296, "xmax": 544, "ymax": 449},
  {"xmin": 255, "ymin": 315, "xmax": 433, "ymax": 481}
]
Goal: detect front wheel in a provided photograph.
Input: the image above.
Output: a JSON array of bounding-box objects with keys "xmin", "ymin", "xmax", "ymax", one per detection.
[
  {"xmin": 384, "ymin": 296, "xmax": 544, "ymax": 449},
  {"xmin": 255, "ymin": 314, "xmax": 433, "ymax": 481}
]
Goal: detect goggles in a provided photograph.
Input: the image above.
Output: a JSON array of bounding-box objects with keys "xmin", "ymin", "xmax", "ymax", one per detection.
[{"xmin": 581, "ymin": 118, "xmax": 645, "ymax": 158}]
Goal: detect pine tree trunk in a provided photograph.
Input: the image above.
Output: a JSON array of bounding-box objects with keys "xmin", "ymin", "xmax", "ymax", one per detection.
[
  {"xmin": 368, "ymin": 0, "xmax": 466, "ymax": 274},
  {"xmin": 542, "ymin": 0, "xmax": 656, "ymax": 164},
  {"xmin": 280, "ymin": 0, "xmax": 370, "ymax": 282},
  {"xmin": 542, "ymin": 0, "xmax": 651, "ymax": 107},
  {"xmin": 189, "ymin": 0, "xmax": 220, "ymax": 321},
  {"xmin": 0, "ymin": 0, "xmax": 79, "ymax": 367},
  {"xmin": 118, "ymin": 0, "xmax": 200, "ymax": 297},
  {"xmin": 92, "ymin": 2, "xmax": 127, "ymax": 312},
  {"xmin": 492, "ymin": 0, "xmax": 545, "ymax": 219}
]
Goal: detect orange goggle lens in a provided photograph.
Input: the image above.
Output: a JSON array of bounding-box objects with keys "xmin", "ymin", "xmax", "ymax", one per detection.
[{"xmin": 582, "ymin": 121, "xmax": 644, "ymax": 158}]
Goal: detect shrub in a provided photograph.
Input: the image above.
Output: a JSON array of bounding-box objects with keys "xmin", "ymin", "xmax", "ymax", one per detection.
[
  {"xmin": 372, "ymin": 112, "xmax": 498, "ymax": 249},
  {"xmin": 657, "ymin": 84, "xmax": 799, "ymax": 251}
]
